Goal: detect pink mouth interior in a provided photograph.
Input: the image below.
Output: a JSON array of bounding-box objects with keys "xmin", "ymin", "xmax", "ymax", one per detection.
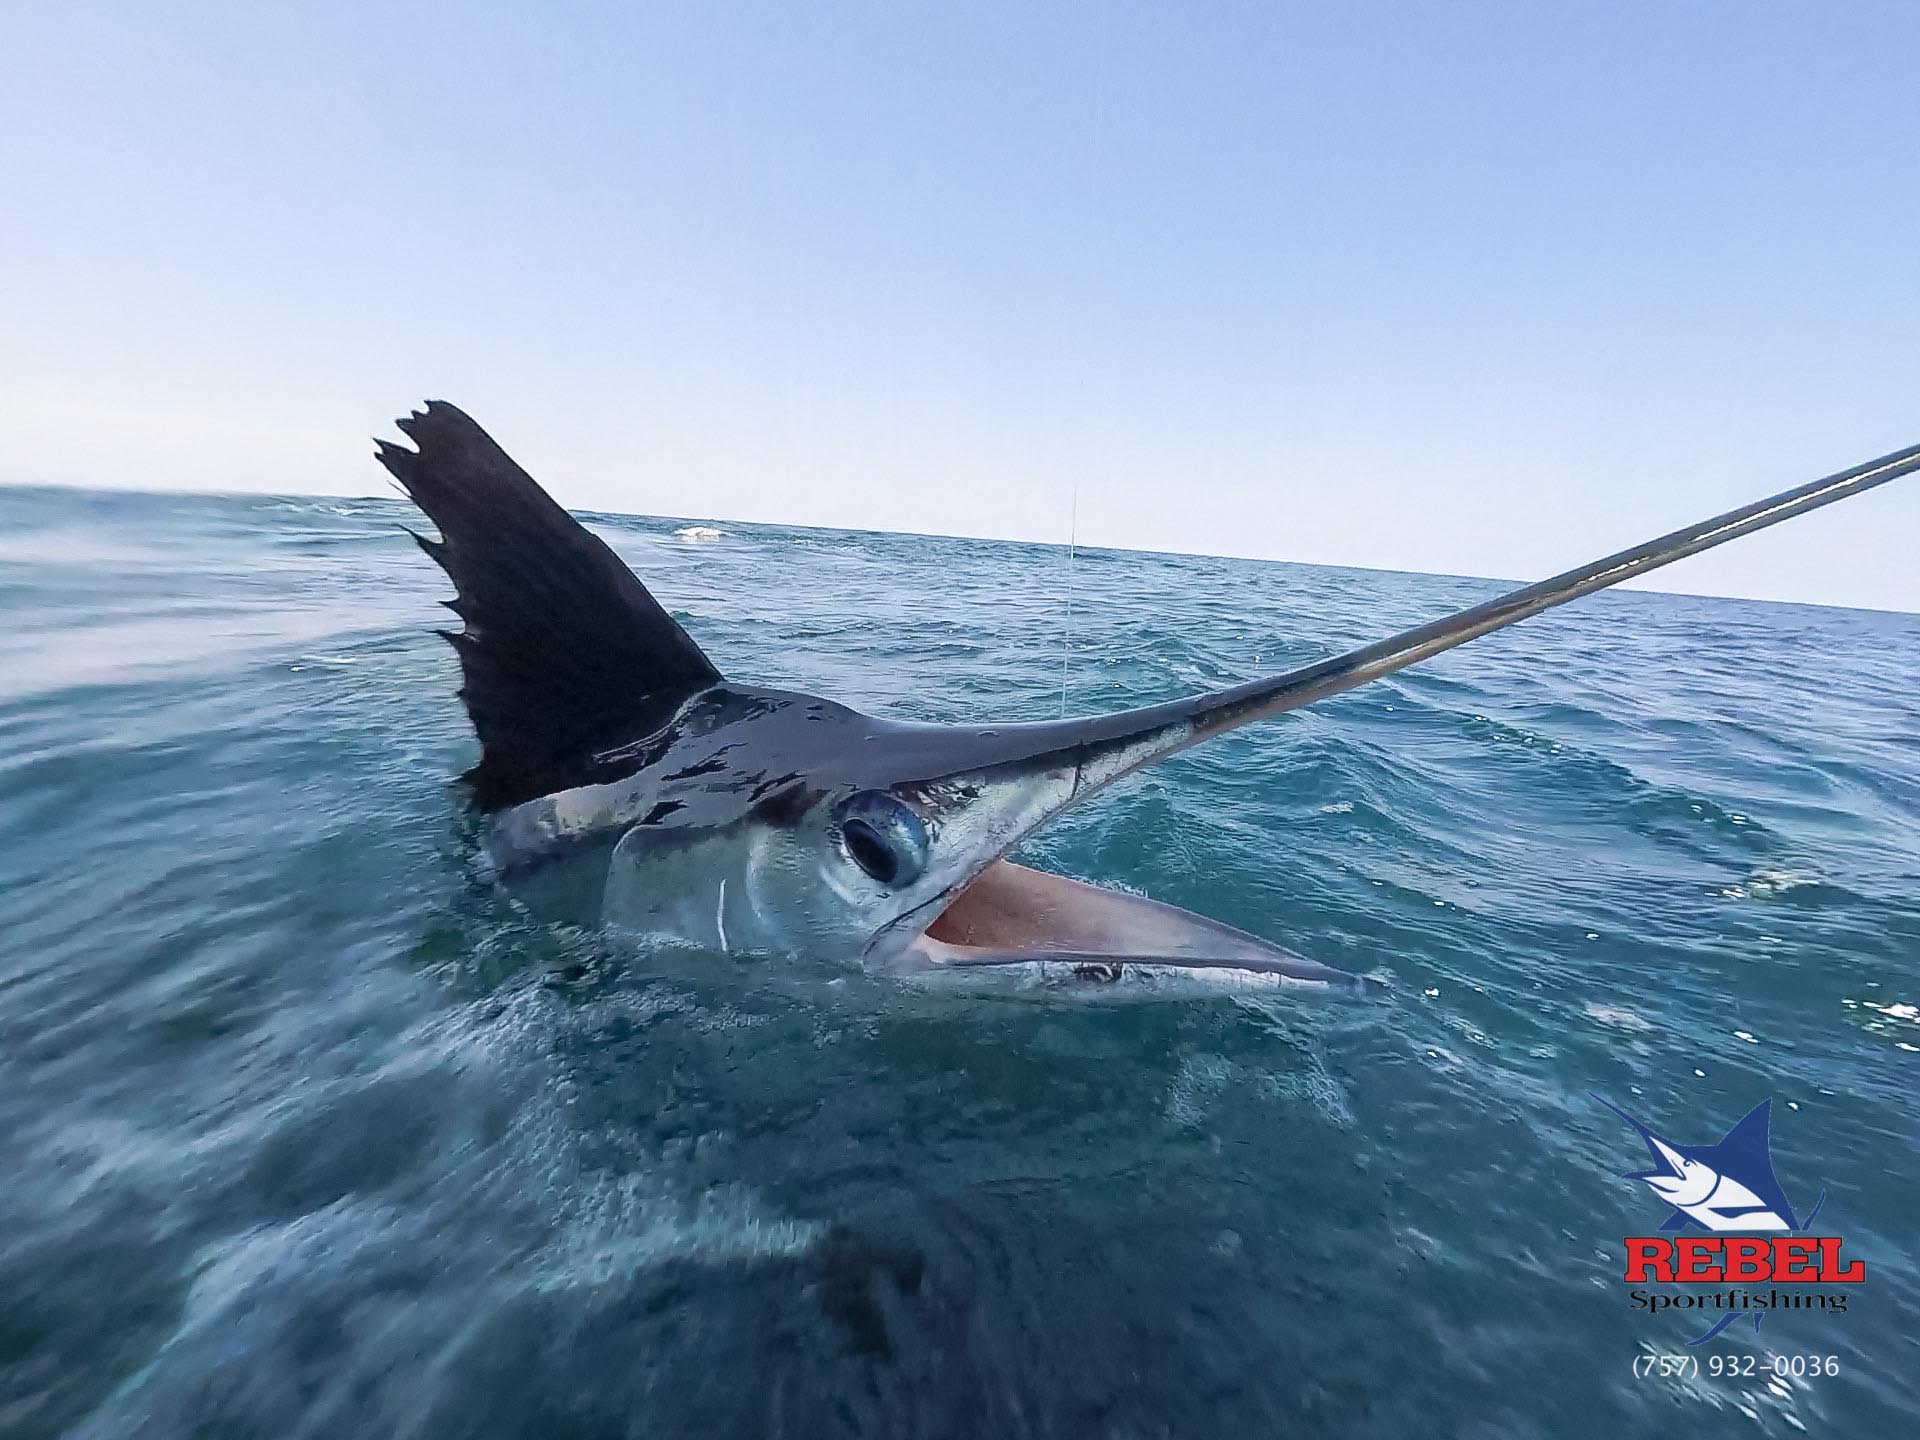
[{"xmin": 917, "ymin": 860, "xmax": 1290, "ymax": 967}]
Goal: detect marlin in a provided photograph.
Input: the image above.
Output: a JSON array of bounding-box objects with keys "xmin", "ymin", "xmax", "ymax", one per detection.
[
  {"xmin": 1593, "ymin": 1095, "xmax": 1818, "ymax": 1233},
  {"xmin": 377, "ymin": 403, "xmax": 1919, "ymax": 994}
]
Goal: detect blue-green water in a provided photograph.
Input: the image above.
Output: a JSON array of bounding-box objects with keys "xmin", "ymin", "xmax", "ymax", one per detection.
[{"xmin": 2, "ymin": 484, "xmax": 1916, "ymax": 1438}]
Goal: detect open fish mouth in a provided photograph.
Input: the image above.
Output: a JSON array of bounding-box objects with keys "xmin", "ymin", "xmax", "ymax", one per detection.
[{"xmin": 894, "ymin": 858, "xmax": 1374, "ymax": 993}]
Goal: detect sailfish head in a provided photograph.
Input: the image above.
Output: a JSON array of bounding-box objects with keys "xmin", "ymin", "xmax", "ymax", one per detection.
[{"xmin": 378, "ymin": 403, "xmax": 1920, "ymax": 992}]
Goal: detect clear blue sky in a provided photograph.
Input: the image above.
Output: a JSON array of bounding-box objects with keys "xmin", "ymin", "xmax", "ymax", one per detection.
[{"xmin": 3, "ymin": 2, "xmax": 1917, "ymax": 608}]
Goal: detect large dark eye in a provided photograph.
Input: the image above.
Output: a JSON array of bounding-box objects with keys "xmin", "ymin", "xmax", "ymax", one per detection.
[{"xmin": 836, "ymin": 791, "xmax": 929, "ymax": 886}]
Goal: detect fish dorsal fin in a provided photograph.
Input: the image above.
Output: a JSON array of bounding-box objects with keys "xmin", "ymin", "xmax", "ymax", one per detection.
[
  {"xmin": 1719, "ymin": 1099, "xmax": 1774, "ymax": 1155},
  {"xmin": 376, "ymin": 401, "xmax": 722, "ymax": 810}
]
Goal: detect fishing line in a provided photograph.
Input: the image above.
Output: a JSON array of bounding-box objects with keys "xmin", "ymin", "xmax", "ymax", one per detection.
[
  {"xmin": 1058, "ymin": 2, "xmax": 1112, "ymax": 718},
  {"xmin": 1059, "ymin": 481, "xmax": 1078, "ymax": 716}
]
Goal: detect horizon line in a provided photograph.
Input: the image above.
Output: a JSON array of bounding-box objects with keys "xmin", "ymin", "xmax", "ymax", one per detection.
[{"xmin": 3, "ymin": 475, "xmax": 1914, "ymax": 620}]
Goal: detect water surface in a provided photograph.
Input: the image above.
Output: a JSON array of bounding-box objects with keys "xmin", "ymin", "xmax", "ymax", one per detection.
[{"xmin": 2, "ymin": 485, "xmax": 1916, "ymax": 1437}]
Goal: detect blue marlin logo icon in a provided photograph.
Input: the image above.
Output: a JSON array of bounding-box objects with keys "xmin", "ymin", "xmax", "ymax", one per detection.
[
  {"xmin": 1594, "ymin": 1095, "xmax": 1820, "ymax": 1233},
  {"xmin": 1594, "ymin": 1095, "xmax": 1829, "ymax": 1343}
]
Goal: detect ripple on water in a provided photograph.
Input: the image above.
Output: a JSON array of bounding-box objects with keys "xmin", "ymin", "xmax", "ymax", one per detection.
[{"xmin": 1, "ymin": 487, "xmax": 1917, "ymax": 1437}]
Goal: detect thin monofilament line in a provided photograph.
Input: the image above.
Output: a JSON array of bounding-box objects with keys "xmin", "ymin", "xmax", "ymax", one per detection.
[
  {"xmin": 1060, "ymin": 6, "xmax": 1110, "ymax": 719},
  {"xmin": 1059, "ymin": 481, "xmax": 1077, "ymax": 717}
]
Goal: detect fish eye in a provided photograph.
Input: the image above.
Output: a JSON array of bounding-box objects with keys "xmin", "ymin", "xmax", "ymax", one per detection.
[{"xmin": 836, "ymin": 791, "xmax": 929, "ymax": 886}]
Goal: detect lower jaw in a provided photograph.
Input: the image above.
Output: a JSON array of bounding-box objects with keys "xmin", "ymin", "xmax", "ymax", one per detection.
[{"xmin": 898, "ymin": 951, "xmax": 1356, "ymax": 999}]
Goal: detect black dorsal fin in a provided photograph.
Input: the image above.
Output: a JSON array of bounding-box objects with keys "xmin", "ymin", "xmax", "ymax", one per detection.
[{"xmin": 376, "ymin": 401, "xmax": 722, "ymax": 810}]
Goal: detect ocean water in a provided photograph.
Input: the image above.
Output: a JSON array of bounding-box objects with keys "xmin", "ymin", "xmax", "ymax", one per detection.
[{"xmin": 2, "ymin": 483, "xmax": 1916, "ymax": 1439}]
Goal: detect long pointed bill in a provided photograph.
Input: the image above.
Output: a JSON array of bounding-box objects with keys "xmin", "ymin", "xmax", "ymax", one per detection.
[
  {"xmin": 1064, "ymin": 437, "xmax": 1920, "ymax": 774},
  {"xmin": 882, "ymin": 440, "xmax": 1920, "ymax": 987}
]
